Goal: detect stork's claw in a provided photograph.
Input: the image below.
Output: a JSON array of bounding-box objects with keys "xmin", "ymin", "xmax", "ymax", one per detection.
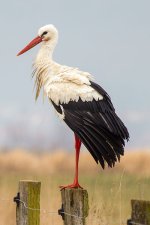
[{"xmin": 59, "ymin": 182, "xmax": 83, "ymax": 190}]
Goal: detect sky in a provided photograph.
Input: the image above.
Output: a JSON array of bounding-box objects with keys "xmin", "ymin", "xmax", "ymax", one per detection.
[{"xmin": 0, "ymin": 0, "xmax": 150, "ymax": 150}]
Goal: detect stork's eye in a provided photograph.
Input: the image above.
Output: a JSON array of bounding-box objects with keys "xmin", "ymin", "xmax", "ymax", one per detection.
[{"xmin": 41, "ymin": 31, "xmax": 48, "ymax": 36}]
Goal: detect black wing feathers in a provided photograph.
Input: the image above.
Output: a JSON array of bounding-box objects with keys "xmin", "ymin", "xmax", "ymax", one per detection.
[
  {"xmin": 90, "ymin": 81, "xmax": 115, "ymax": 111},
  {"xmin": 51, "ymin": 81, "xmax": 129, "ymax": 169}
]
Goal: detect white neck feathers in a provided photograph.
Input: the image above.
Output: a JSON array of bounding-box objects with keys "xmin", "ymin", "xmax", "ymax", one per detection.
[
  {"xmin": 33, "ymin": 40, "xmax": 57, "ymax": 100},
  {"xmin": 36, "ymin": 39, "xmax": 57, "ymax": 62}
]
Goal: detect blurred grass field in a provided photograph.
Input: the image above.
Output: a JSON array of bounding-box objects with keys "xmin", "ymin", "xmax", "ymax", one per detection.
[{"xmin": 0, "ymin": 149, "xmax": 150, "ymax": 225}]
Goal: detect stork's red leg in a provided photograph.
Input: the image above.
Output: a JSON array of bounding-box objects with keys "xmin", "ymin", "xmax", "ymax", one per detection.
[
  {"xmin": 59, "ymin": 133, "xmax": 83, "ymax": 189},
  {"xmin": 72, "ymin": 134, "xmax": 82, "ymax": 187}
]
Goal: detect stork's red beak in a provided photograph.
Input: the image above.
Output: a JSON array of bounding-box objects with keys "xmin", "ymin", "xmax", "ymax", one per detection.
[{"xmin": 17, "ymin": 36, "xmax": 42, "ymax": 56}]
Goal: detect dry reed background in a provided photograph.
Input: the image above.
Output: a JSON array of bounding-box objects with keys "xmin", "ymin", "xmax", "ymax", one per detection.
[{"xmin": 0, "ymin": 149, "xmax": 150, "ymax": 225}]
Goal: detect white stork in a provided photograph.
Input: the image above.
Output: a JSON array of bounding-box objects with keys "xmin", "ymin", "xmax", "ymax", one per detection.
[{"xmin": 17, "ymin": 24, "xmax": 129, "ymax": 189}]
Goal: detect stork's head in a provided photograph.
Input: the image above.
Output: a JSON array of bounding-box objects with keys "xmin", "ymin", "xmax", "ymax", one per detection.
[
  {"xmin": 17, "ymin": 24, "xmax": 58, "ymax": 56},
  {"xmin": 38, "ymin": 24, "xmax": 58, "ymax": 42}
]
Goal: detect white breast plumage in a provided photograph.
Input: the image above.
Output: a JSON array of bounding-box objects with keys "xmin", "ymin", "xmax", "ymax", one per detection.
[{"xmin": 43, "ymin": 66, "xmax": 103, "ymax": 105}]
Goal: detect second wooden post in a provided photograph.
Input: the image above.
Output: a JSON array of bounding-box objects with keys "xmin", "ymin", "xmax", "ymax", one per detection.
[{"xmin": 60, "ymin": 188, "xmax": 89, "ymax": 225}]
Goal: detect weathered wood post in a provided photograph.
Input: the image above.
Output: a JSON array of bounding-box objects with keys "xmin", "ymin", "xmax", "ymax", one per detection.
[
  {"xmin": 14, "ymin": 180, "xmax": 41, "ymax": 225},
  {"xmin": 127, "ymin": 200, "xmax": 150, "ymax": 225},
  {"xmin": 59, "ymin": 188, "xmax": 89, "ymax": 225}
]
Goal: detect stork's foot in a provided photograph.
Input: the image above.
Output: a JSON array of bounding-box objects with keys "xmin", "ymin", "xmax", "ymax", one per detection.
[{"xmin": 59, "ymin": 182, "xmax": 83, "ymax": 190}]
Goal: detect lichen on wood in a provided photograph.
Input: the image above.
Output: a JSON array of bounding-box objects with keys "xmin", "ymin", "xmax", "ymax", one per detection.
[
  {"xmin": 131, "ymin": 199, "xmax": 150, "ymax": 225},
  {"xmin": 61, "ymin": 188, "xmax": 89, "ymax": 225},
  {"xmin": 16, "ymin": 180, "xmax": 41, "ymax": 225}
]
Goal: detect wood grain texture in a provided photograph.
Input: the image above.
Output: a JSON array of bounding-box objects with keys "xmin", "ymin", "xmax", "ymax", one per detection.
[
  {"xmin": 131, "ymin": 200, "xmax": 150, "ymax": 225},
  {"xmin": 61, "ymin": 188, "xmax": 89, "ymax": 225},
  {"xmin": 16, "ymin": 180, "xmax": 41, "ymax": 225}
]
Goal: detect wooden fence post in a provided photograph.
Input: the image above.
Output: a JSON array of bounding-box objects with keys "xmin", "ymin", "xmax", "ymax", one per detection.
[
  {"xmin": 60, "ymin": 188, "xmax": 89, "ymax": 225},
  {"xmin": 15, "ymin": 180, "xmax": 41, "ymax": 225},
  {"xmin": 127, "ymin": 200, "xmax": 150, "ymax": 225}
]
